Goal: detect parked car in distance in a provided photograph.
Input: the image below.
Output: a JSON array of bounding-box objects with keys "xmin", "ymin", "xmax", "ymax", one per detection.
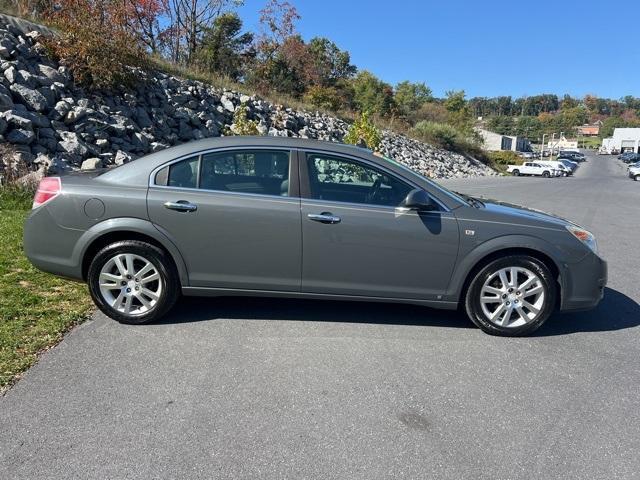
[
  {"xmin": 621, "ymin": 153, "xmax": 640, "ymax": 164},
  {"xmin": 518, "ymin": 151, "xmax": 535, "ymax": 159},
  {"xmin": 23, "ymin": 137, "xmax": 607, "ymax": 337},
  {"xmin": 558, "ymin": 151, "xmax": 585, "ymax": 162},
  {"xmin": 538, "ymin": 160, "xmax": 572, "ymax": 176},
  {"xmin": 507, "ymin": 162, "xmax": 557, "ymax": 177},
  {"xmin": 627, "ymin": 160, "xmax": 640, "ymax": 170},
  {"xmin": 629, "ymin": 164, "xmax": 640, "ymax": 181},
  {"xmin": 559, "ymin": 159, "xmax": 578, "ymax": 172}
]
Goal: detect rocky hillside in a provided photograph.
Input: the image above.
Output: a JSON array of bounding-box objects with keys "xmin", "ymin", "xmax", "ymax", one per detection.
[{"xmin": 0, "ymin": 15, "xmax": 495, "ymax": 182}]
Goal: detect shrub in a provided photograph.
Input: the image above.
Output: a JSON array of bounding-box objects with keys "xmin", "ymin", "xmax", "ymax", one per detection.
[
  {"xmin": 409, "ymin": 121, "xmax": 464, "ymax": 151},
  {"xmin": 303, "ymin": 85, "xmax": 342, "ymax": 112},
  {"xmin": 225, "ymin": 102, "xmax": 260, "ymax": 135},
  {"xmin": 42, "ymin": 0, "xmax": 147, "ymax": 89},
  {"xmin": 485, "ymin": 150, "xmax": 521, "ymax": 165},
  {"xmin": 344, "ymin": 111, "xmax": 381, "ymax": 151}
]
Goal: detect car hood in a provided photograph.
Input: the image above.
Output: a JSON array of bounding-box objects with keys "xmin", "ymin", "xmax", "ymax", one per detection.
[{"xmin": 474, "ymin": 198, "xmax": 570, "ymax": 229}]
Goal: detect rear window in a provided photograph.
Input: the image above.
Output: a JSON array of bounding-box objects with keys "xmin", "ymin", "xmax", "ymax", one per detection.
[{"xmin": 155, "ymin": 156, "xmax": 199, "ymax": 188}]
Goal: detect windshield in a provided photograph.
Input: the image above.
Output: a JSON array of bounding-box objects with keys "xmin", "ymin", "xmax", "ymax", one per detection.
[{"xmin": 376, "ymin": 154, "xmax": 470, "ymax": 205}]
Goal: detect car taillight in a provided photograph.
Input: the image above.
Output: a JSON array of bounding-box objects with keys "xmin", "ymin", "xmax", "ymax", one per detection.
[{"xmin": 33, "ymin": 177, "xmax": 61, "ymax": 209}]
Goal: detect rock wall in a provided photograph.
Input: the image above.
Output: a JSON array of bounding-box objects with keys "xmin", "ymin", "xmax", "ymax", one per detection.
[{"xmin": 0, "ymin": 14, "xmax": 496, "ymax": 182}]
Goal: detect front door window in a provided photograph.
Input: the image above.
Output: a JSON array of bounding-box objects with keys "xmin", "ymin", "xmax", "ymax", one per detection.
[{"xmin": 306, "ymin": 154, "xmax": 412, "ymax": 207}]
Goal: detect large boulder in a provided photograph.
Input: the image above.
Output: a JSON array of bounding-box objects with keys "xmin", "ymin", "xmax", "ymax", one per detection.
[
  {"xmin": 9, "ymin": 83, "xmax": 49, "ymax": 111},
  {"xmin": 58, "ymin": 131, "xmax": 90, "ymax": 156},
  {"xmin": 81, "ymin": 157, "xmax": 103, "ymax": 170},
  {"xmin": 6, "ymin": 128, "xmax": 35, "ymax": 144}
]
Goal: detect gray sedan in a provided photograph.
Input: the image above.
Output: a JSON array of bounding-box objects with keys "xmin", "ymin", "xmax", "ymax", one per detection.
[{"xmin": 24, "ymin": 137, "xmax": 606, "ymax": 336}]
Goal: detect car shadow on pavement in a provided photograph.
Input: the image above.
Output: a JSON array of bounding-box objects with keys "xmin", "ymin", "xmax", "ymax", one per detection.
[
  {"xmin": 156, "ymin": 287, "xmax": 639, "ymax": 335},
  {"xmin": 157, "ymin": 296, "xmax": 473, "ymax": 329},
  {"xmin": 534, "ymin": 287, "xmax": 640, "ymax": 336}
]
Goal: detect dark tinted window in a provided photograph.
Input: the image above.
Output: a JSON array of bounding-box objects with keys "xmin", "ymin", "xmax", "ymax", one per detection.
[
  {"xmin": 306, "ymin": 154, "xmax": 412, "ymax": 207},
  {"xmin": 166, "ymin": 156, "xmax": 199, "ymax": 188},
  {"xmin": 200, "ymin": 150, "xmax": 290, "ymax": 197},
  {"xmin": 155, "ymin": 156, "xmax": 199, "ymax": 188}
]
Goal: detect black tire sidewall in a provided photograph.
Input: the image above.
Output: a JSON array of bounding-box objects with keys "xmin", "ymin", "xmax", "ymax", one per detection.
[
  {"xmin": 465, "ymin": 256, "xmax": 556, "ymax": 336},
  {"xmin": 87, "ymin": 240, "xmax": 179, "ymax": 324}
]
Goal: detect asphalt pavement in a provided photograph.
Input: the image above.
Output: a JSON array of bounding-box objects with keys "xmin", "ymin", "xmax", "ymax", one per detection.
[{"xmin": 1, "ymin": 150, "xmax": 639, "ymax": 479}]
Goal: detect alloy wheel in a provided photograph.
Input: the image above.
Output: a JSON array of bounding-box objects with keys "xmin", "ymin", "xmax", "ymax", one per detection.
[
  {"xmin": 479, "ymin": 266, "xmax": 545, "ymax": 328},
  {"xmin": 98, "ymin": 253, "xmax": 163, "ymax": 316}
]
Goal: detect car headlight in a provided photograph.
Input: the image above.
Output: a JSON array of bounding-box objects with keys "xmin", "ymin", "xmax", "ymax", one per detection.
[{"xmin": 566, "ymin": 225, "xmax": 598, "ymax": 254}]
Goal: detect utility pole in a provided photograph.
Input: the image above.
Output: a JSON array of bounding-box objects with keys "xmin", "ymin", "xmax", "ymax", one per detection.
[
  {"xmin": 551, "ymin": 133, "xmax": 556, "ymax": 157},
  {"xmin": 541, "ymin": 133, "xmax": 547, "ymax": 157}
]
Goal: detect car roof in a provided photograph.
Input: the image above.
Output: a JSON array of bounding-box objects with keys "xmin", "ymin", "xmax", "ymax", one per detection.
[
  {"xmin": 94, "ymin": 136, "xmax": 469, "ymax": 210},
  {"xmin": 99, "ymin": 136, "xmax": 376, "ymax": 186}
]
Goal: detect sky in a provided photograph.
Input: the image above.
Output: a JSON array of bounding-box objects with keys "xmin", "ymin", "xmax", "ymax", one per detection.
[{"xmin": 237, "ymin": 0, "xmax": 639, "ymax": 99}]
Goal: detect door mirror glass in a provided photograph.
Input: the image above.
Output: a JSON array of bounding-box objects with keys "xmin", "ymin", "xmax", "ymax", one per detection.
[{"xmin": 402, "ymin": 189, "xmax": 437, "ymax": 211}]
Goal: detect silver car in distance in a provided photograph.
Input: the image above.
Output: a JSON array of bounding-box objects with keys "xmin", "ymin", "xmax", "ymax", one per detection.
[{"xmin": 24, "ymin": 137, "xmax": 607, "ymax": 336}]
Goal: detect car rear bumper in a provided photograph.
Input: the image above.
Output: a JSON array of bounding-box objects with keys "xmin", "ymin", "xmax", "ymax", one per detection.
[
  {"xmin": 559, "ymin": 252, "xmax": 607, "ymax": 311},
  {"xmin": 23, "ymin": 205, "xmax": 85, "ymax": 281}
]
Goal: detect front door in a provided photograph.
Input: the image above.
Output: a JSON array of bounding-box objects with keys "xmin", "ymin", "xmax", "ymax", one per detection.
[
  {"xmin": 147, "ymin": 148, "xmax": 302, "ymax": 291},
  {"xmin": 300, "ymin": 152, "xmax": 460, "ymax": 300}
]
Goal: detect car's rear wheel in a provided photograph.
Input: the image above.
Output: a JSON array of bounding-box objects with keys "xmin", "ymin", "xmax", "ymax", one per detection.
[
  {"xmin": 464, "ymin": 256, "xmax": 557, "ymax": 336},
  {"xmin": 88, "ymin": 240, "xmax": 179, "ymax": 324},
  {"xmin": 634, "ymin": 174, "xmax": 639, "ymax": 181},
  {"xmin": 512, "ymin": 170, "xmax": 520, "ymax": 176}
]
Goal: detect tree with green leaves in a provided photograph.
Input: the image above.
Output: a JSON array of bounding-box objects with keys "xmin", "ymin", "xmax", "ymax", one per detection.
[
  {"xmin": 194, "ymin": 12, "xmax": 253, "ymax": 80},
  {"xmin": 307, "ymin": 37, "xmax": 357, "ymax": 86},
  {"xmin": 350, "ymin": 71, "xmax": 395, "ymax": 117},
  {"xmin": 394, "ymin": 81, "xmax": 432, "ymax": 117},
  {"xmin": 599, "ymin": 116, "xmax": 640, "ymax": 138}
]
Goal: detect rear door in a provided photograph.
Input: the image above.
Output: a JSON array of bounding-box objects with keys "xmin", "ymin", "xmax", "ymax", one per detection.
[
  {"xmin": 147, "ymin": 148, "xmax": 302, "ymax": 291},
  {"xmin": 299, "ymin": 151, "xmax": 460, "ymax": 300}
]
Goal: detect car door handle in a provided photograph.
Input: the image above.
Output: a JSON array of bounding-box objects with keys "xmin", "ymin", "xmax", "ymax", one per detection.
[
  {"xmin": 308, "ymin": 212, "xmax": 341, "ymax": 224},
  {"xmin": 164, "ymin": 200, "xmax": 198, "ymax": 212}
]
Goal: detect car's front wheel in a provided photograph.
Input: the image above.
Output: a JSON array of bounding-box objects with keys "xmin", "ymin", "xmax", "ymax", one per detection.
[
  {"xmin": 512, "ymin": 169, "xmax": 520, "ymax": 176},
  {"xmin": 88, "ymin": 240, "xmax": 179, "ymax": 324},
  {"xmin": 464, "ymin": 256, "xmax": 557, "ymax": 336},
  {"xmin": 634, "ymin": 174, "xmax": 639, "ymax": 181}
]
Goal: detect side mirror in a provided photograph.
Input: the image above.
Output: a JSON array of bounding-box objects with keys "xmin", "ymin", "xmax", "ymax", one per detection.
[{"xmin": 402, "ymin": 189, "xmax": 437, "ymax": 211}]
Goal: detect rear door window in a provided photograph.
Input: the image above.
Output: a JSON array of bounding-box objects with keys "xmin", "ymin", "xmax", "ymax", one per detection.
[{"xmin": 199, "ymin": 150, "xmax": 290, "ymax": 197}]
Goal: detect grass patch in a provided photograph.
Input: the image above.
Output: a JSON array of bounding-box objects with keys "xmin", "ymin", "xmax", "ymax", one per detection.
[
  {"xmin": 0, "ymin": 187, "xmax": 92, "ymax": 392},
  {"xmin": 580, "ymin": 137, "xmax": 601, "ymax": 149}
]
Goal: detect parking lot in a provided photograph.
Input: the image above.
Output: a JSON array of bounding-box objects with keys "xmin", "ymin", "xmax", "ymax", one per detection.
[{"xmin": 1, "ymin": 150, "xmax": 639, "ymax": 479}]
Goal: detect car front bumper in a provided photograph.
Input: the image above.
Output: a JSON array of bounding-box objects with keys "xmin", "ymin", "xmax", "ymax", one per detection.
[{"xmin": 559, "ymin": 252, "xmax": 607, "ymax": 311}]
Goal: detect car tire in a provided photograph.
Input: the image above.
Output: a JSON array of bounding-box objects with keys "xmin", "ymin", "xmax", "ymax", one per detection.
[
  {"xmin": 512, "ymin": 170, "xmax": 520, "ymax": 176},
  {"xmin": 464, "ymin": 255, "xmax": 557, "ymax": 337},
  {"xmin": 542, "ymin": 171, "xmax": 550, "ymax": 178},
  {"xmin": 635, "ymin": 175, "xmax": 639, "ymax": 182},
  {"xmin": 88, "ymin": 240, "xmax": 179, "ymax": 324}
]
